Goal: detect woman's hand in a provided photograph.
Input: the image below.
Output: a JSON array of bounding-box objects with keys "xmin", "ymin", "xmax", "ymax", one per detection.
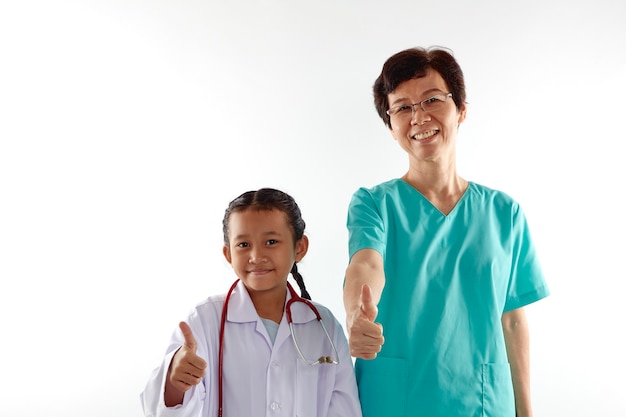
[{"xmin": 346, "ymin": 284, "xmax": 384, "ymax": 359}]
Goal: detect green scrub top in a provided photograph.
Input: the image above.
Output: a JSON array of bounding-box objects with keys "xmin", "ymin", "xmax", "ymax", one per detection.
[{"xmin": 347, "ymin": 179, "xmax": 549, "ymax": 417}]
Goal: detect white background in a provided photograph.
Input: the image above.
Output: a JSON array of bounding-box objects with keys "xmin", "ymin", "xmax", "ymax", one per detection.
[{"xmin": 1, "ymin": 1, "xmax": 625, "ymax": 416}]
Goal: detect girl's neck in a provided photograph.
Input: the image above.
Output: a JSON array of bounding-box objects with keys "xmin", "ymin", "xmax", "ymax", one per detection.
[{"xmin": 248, "ymin": 288, "xmax": 287, "ymax": 324}]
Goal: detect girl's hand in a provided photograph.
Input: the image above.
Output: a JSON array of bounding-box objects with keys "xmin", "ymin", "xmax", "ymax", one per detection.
[{"xmin": 164, "ymin": 322, "xmax": 207, "ymax": 406}]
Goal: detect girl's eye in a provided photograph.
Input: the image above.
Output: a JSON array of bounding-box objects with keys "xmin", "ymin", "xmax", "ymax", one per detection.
[
  {"xmin": 236, "ymin": 242, "xmax": 249, "ymax": 248},
  {"xmin": 266, "ymin": 239, "xmax": 278, "ymax": 245}
]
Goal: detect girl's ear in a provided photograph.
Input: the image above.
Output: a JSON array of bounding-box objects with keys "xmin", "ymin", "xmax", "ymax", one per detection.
[
  {"xmin": 222, "ymin": 245, "xmax": 232, "ymax": 265},
  {"xmin": 295, "ymin": 235, "xmax": 309, "ymax": 262}
]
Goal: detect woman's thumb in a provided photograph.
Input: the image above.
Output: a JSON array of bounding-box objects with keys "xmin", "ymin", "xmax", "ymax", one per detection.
[{"xmin": 359, "ymin": 284, "xmax": 378, "ymax": 321}]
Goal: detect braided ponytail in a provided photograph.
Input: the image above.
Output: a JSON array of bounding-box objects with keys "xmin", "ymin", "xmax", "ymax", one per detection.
[{"xmin": 291, "ymin": 262, "xmax": 311, "ymax": 300}]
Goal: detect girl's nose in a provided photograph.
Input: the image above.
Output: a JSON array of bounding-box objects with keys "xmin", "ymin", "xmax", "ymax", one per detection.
[{"xmin": 248, "ymin": 249, "xmax": 267, "ymax": 263}]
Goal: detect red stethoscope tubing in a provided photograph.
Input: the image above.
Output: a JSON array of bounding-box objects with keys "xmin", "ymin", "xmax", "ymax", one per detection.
[{"xmin": 217, "ymin": 279, "xmax": 239, "ymax": 417}]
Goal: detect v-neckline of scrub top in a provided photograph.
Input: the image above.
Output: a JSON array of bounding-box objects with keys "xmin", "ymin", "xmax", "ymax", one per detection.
[{"xmin": 399, "ymin": 178, "xmax": 472, "ymax": 218}]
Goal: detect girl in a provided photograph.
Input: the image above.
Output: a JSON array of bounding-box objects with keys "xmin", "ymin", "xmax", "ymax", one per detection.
[{"xmin": 141, "ymin": 188, "xmax": 362, "ymax": 417}]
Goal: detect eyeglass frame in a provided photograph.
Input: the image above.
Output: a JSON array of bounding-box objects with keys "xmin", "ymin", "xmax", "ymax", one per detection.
[{"xmin": 386, "ymin": 92, "xmax": 453, "ymax": 119}]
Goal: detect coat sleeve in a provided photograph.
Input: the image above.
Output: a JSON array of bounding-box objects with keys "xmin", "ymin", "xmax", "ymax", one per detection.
[
  {"xmin": 324, "ymin": 310, "xmax": 363, "ymax": 417},
  {"xmin": 139, "ymin": 323, "xmax": 207, "ymax": 417}
]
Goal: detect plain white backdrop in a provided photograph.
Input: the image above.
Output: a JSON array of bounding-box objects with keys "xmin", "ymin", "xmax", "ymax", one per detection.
[{"xmin": 1, "ymin": 0, "xmax": 625, "ymax": 416}]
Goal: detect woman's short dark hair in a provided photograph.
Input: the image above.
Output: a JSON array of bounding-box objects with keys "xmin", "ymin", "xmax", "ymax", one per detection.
[{"xmin": 373, "ymin": 46, "xmax": 466, "ymax": 128}]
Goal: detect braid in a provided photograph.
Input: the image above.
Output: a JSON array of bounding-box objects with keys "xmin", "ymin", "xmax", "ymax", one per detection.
[{"xmin": 291, "ymin": 263, "xmax": 311, "ymax": 300}]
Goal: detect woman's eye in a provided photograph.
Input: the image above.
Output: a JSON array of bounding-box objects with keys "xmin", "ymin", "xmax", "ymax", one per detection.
[{"xmin": 397, "ymin": 105, "xmax": 412, "ymax": 113}]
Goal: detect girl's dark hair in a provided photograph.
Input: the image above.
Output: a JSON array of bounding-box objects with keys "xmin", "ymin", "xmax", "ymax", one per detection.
[
  {"xmin": 373, "ymin": 46, "xmax": 467, "ymax": 129},
  {"xmin": 222, "ymin": 188, "xmax": 311, "ymax": 300}
]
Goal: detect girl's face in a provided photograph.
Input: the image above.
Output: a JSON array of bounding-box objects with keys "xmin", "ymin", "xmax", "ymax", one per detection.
[{"xmin": 222, "ymin": 208, "xmax": 308, "ymax": 299}]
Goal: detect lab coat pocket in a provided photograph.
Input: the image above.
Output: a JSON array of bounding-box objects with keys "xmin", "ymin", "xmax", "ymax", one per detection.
[
  {"xmin": 355, "ymin": 357, "xmax": 408, "ymax": 417},
  {"xmin": 481, "ymin": 362, "xmax": 515, "ymax": 417},
  {"xmin": 295, "ymin": 360, "xmax": 322, "ymax": 417}
]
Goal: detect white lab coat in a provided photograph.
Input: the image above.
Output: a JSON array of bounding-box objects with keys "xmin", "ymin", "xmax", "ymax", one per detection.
[{"xmin": 141, "ymin": 280, "xmax": 362, "ymax": 417}]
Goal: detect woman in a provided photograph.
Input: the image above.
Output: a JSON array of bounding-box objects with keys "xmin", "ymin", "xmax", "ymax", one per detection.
[{"xmin": 343, "ymin": 47, "xmax": 549, "ymax": 417}]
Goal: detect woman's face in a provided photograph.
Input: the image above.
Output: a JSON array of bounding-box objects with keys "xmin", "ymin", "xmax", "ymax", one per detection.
[{"xmin": 387, "ymin": 68, "xmax": 466, "ymax": 165}]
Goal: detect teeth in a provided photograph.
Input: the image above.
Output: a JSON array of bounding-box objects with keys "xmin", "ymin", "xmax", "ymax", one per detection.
[{"xmin": 413, "ymin": 130, "xmax": 437, "ymax": 140}]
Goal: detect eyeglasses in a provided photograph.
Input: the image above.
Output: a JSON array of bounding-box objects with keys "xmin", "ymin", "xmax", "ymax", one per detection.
[{"xmin": 386, "ymin": 93, "xmax": 453, "ymax": 120}]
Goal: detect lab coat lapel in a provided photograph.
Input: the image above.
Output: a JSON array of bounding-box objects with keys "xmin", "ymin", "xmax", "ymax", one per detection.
[{"xmin": 272, "ymin": 318, "xmax": 292, "ymax": 351}]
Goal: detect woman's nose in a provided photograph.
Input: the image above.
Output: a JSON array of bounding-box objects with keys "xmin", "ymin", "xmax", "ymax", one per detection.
[{"xmin": 411, "ymin": 106, "xmax": 431, "ymax": 125}]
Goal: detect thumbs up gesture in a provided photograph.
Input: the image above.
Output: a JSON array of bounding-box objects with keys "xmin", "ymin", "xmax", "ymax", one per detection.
[
  {"xmin": 347, "ymin": 284, "xmax": 384, "ymax": 359},
  {"xmin": 167, "ymin": 322, "xmax": 207, "ymax": 393}
]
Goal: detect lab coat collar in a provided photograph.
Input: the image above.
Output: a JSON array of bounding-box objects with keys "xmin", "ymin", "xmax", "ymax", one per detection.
[{"xmin": 225, "ymin": 280, "xmax": 318, "ymax": 324}]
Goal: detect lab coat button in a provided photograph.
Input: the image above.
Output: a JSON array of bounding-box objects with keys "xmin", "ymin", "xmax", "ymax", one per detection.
[{"xmin": 270, "ymin": 401, "xmax": 280, "ymax": 411}]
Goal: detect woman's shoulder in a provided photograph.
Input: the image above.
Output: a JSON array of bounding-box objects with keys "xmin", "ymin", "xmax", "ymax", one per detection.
[
  {"xmin": 358, "ymin": 177, "xmax": 403, "ymax": 191},
  {"xmin": 352, "ymin": 178, "xmax": 405, "ymax": 198},
  {"xmin": 467, "ymin": 181, "xmax": 522, "ymax": 213},
  {"xmin": 469, "ymin": 181, "xmax": 517, "ymax": 202}
]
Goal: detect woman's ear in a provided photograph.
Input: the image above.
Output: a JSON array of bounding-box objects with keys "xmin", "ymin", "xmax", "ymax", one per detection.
[
  {"xmin": 457, "ymin": 101, "xmax": 467, "ymax": 126},
  {"xmin": 295, "ymin": 235, "xmax": 309, "ymax": 262},
  {"xmin": 222, "ymin": 245, "xmax": 232, "ymax": 265},
  {"xmin": 389, "ymin": 124, "xmax": 399, "ymax": 142}
]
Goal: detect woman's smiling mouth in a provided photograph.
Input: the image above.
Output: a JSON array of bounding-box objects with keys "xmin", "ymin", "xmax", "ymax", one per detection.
[{"xmin": 412, "ymin": 129, "xmax": 438, "ymax": 140}]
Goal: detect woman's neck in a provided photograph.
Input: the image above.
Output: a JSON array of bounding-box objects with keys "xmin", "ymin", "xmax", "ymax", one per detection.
[{"xmin": 402, "ymin": 167, "xmax": 468, "ymax": 215}]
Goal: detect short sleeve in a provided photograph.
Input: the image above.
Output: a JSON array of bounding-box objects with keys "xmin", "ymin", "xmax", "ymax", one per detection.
[
  {"xmin": 346, "ymin": 187, "xmax": 388, "ymax": 261},
  {"xmin": 504, "ymin": 204, "xmax": 550, "ymax": 311}
]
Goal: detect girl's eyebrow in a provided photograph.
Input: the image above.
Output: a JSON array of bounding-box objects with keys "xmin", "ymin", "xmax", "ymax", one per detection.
[
  {"xmin": 231, "ymin": 232, "xmax": 248, "ymax": 241},
  {"xmin": 231, "ymin": 231, "xmax": 283, "ymax": 241}
]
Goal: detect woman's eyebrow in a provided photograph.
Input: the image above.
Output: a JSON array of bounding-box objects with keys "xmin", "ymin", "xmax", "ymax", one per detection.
[{"xmin": 389, "ymin": 88, "xmax": 445, "ymax": 106}]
